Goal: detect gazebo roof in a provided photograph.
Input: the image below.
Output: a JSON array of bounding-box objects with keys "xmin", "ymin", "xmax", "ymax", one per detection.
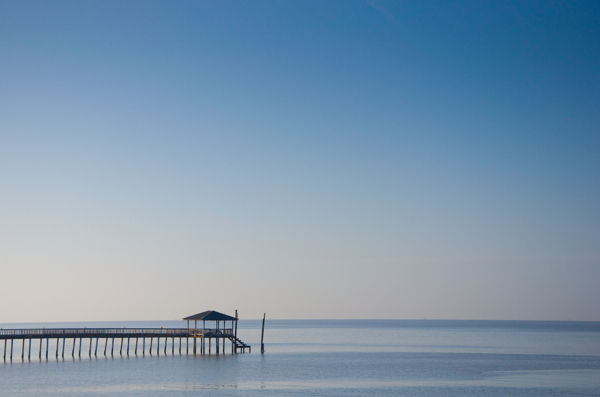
[{"xmin": 183, "ymin": 310, "xmax": 237, "ymax": 321}]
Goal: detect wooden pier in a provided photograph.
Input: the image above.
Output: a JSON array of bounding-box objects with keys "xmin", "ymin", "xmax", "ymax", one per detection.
[{"xmin": 0, "ymin": 310, "xmax": 250, "ymax": 361}]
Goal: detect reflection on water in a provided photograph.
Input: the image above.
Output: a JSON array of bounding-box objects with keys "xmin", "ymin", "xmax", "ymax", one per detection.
[{"xmin": 483, "ymin": 369, "xmax": 600, "ymax": 388}]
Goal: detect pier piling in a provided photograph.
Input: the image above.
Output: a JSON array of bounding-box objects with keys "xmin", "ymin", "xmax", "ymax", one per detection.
[{"xmin": 261, "ymin": 313, "xmax": 266, "ymax": 354}]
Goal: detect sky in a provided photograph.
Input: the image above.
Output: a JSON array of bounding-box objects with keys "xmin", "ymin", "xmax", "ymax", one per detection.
[{"xmin": 0, "ymin": 0, "xmax": 599, "ymax": 322}]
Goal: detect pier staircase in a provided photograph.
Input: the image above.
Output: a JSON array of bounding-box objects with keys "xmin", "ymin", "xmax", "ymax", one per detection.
[{"xmin": 229, "ymin": 336, "xmax": 251, "ymax": 353}]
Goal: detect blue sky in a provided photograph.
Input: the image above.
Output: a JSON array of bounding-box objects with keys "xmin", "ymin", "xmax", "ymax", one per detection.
[{"xmin": 1, "ymin": 0, "xmax": 599, "ymax": 322}]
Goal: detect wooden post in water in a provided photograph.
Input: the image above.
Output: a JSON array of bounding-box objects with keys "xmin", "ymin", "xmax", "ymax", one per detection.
[
  {"xmin": 235, "ymin": 310, "xmax": 238, "ymax": 354},
  {"xmin": 261, "ymin": 313, "xmax": 266, "ymax": 354},
  {"xmin": 62, "ymin": 337, "xmax": 65, "ymax": 358},
  {"xmin": 95, "ymin": 338, "xmax": 98, "ymax": 357},
  {"xmin": 29, "ymin": 339, "xmax": 32, "ymax": 360}
]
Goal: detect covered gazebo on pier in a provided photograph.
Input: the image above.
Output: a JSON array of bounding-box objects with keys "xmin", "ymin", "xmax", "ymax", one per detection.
[{"xmin": 183, "ymin": 310, "xmax": 250, "ymax": 354}]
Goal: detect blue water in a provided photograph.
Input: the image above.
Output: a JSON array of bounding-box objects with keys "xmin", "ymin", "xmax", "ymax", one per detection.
[{"xmin": 1, "ymin": 320, "xmax": 599, "ymax": 396}]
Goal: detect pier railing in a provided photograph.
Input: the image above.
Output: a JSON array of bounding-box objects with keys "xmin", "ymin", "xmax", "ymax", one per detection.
[{"xmin": 0, "ymin": 328, "xmax": 233, "ymax": 339}]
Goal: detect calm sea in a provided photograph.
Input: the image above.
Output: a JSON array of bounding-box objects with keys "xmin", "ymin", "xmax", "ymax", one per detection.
[{"xmin": 1, "ymin": 320, "xmax": 600, "ymax": 396}]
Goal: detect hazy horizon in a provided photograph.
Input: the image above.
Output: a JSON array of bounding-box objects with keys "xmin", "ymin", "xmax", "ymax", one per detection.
[{"xmin": 0, "ymin": 317, "xmax": 600, "ymax": 329}]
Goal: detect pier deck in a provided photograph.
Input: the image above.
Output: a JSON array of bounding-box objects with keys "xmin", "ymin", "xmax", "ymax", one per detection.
[
  {"xmin": 0, "ymin": 327, "xmax": 231, "ymax": 340},
  {"xmin": 1, "ymin": 327, "xmax": 250, "ymax": 361}
]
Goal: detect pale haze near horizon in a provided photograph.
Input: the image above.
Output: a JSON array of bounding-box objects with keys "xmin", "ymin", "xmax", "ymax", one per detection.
[{"xmin": 1, "ymin": 0, "xmax": 599, "ymax": 323}]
